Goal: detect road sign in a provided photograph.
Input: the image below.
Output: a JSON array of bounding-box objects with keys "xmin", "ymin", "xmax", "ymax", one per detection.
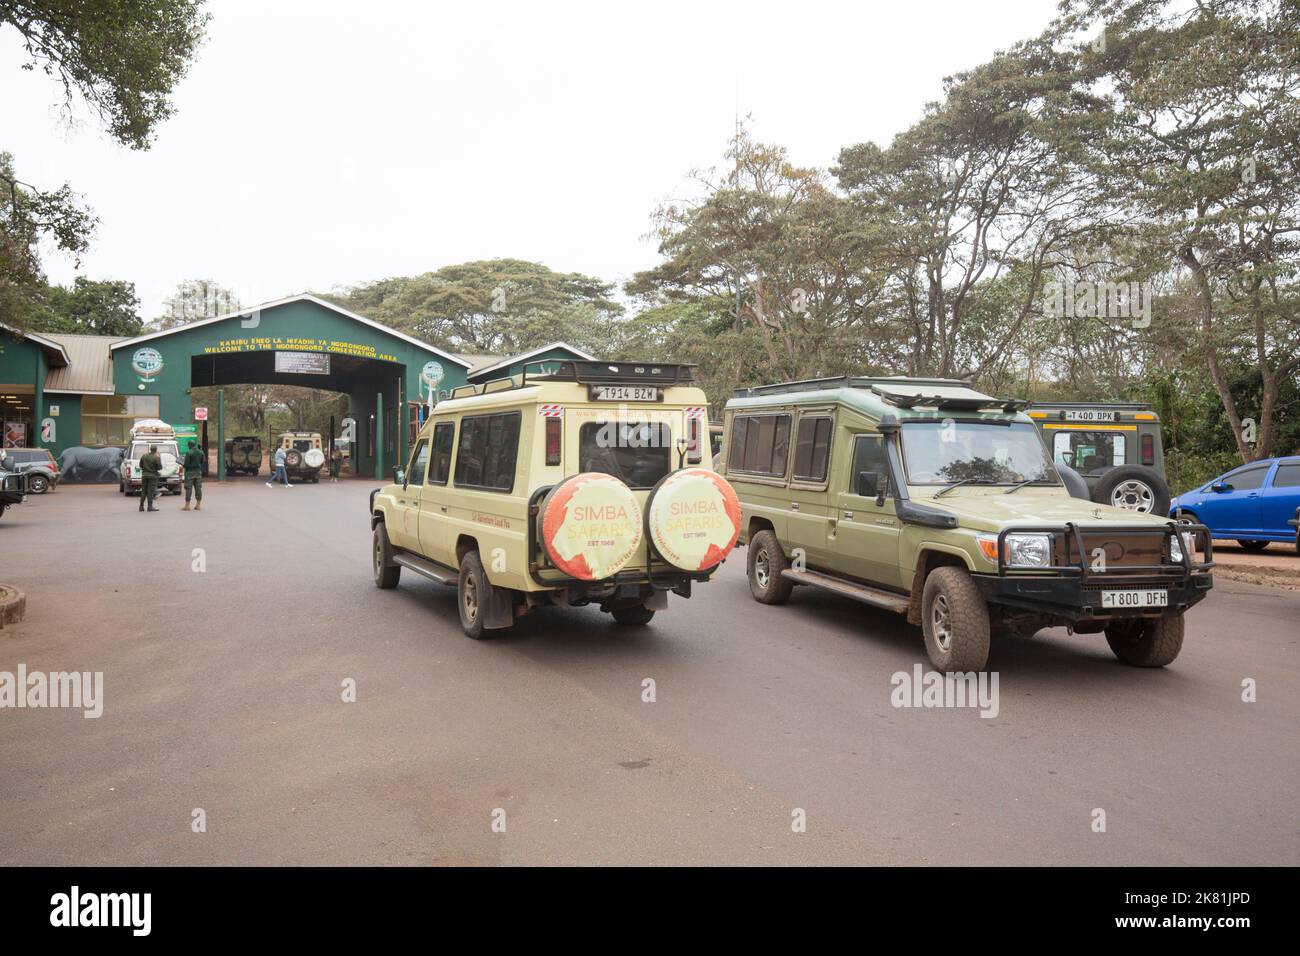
[{"xmin": 194, "ymin": 407, "xmax": 208, "ymax": 421}]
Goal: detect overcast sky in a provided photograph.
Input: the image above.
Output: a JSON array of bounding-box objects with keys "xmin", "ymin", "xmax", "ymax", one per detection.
[{"xmin": 4, "ymin": 0, "xmax": 1061, "ymax": 319}]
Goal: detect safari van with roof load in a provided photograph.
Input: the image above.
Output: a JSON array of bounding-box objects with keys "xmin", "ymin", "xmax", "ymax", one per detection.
[
  {"xmin": 723, "ymin": 377, "xmax": 1214, "ymax": 672},
  {"xmin": 369, "ymin": 360, "xmax": 742, "ymax": 638}
]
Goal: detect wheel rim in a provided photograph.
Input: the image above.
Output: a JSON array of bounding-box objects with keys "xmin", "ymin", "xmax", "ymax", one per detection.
[
  {"xmin": 373, "ymin": 535, "xmax": 382, "ymax": 577},
  {"xmin": 755, "ymin": 548, "xmax": 771, "ymax": 589},
  {"xmin": 463, "ymin": 570, "xmax": 478, "ymax": 622},
  {"xmin": 31, "ymin": 477, "xmax": 47, "ymax": 492},
  {"xmin": 1111, "ymin": 479, "xmax": 1155, "ymax": 512},
  {"xmin": 932, "ymin": 594, "xmax": 953, "ymax": 652}
]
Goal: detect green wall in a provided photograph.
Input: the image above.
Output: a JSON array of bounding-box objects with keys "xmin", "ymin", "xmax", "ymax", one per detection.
[
  {"xmin": 466, "ymin": 345, "xmax": 589, "ymax": 384},
  {"xmin": 0, "ymin": 332, "xmax": 46, "ymax": 450},
  {"xmin": 41, "ymin": 393, "xmax": 81, "ymax": 462}
]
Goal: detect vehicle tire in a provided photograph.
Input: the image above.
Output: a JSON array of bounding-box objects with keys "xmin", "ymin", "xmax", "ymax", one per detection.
[
  {"xmin": 312, "ymin": 475, "xmax": 319, "ymax": 483},
  {"xmin": 458, "ymin": 550, "xmax": 496, "ymax": 640},
  {"xmin": 1105, "ymin": 613, "xmax": 1184, "ymax": 667},
  {"xmin": 921, "ymin": 566, "xmax": 991, "ymax": 672},
  {"xmin": 285, "ymin": 449, "xmax": 304, "ymax": 469},
  {"xmin": 118, "ymin": 480, "xmax": 125, "ymax": 494},
  {"xmin": 611, "ymin": 605, "xmax": 655, "ymax": 626},
  {"xmin": 1236, "ymin": 540, "xmax": 1269, "ymax": 552},
  {"xmin": 747, "ymin": 530, "xmax": 795, "ymax": 605},
  {"xmin": 372, "ymin": 523, "xmax": 400, "ymax": 589},
  {"xmin": 27, "ymin": 474, "xmax": 49, "ymax": 494},
  {"xmin": 1091, "ymin": 465, "xmax": 1170, "ymax": 515}
]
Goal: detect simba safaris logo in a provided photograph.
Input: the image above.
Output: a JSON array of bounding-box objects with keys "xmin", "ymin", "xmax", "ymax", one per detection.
[{"xmin": 131, "ymin": 346, "xmax": 164, "ymax": 382}]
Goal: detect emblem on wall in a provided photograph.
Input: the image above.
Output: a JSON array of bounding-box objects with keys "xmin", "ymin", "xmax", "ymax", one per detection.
[{"xmin": 131, "ymin": 347, "xmax": 164, "ymax": 383}]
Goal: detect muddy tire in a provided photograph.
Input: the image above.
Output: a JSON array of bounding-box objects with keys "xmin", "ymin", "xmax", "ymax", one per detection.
[
  {"xmin": 747, "ymin": 530, "xmax": 795, "ymax": 605},
  {"xmin": 1092, "ymin": 465, "xmax": 1170, "ymax": 515},
  {"xmin": 921, "ymin": 566, "xmax": 991, "ymax": 672},
  {"xmin": 372, "ymin": 523, "xmax": 400, "ymax": 589},
  {"xmin": 1105, "ymin": 613, "xmax": 1184, "ymax": 667},
  {"xmin": 458, "ymin": 550, "xmax": 492, "ymax": 640}
]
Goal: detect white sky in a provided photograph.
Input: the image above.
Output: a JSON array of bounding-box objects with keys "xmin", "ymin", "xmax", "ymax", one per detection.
[{"xmin": 3, "ymin": 0, "xmax": 1061, "ymax": 319}]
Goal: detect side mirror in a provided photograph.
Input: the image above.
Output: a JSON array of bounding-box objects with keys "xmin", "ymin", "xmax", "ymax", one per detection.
[
  {"xmin": 1210, "ymin": 481, "xmax": 1232, "ymax": 493},
  {"xmin": 856, "ymin": 470, "xmax": 881, "ymax": 499},
  {"xmin": 392, "ymin": 467, "xmax": 406, "ymax": 486}
]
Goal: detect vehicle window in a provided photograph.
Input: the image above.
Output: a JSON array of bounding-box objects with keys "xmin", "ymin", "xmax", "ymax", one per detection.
[
  {"xmin": 902, "ymin": 421, "xmax": 1057, "ymax": 485},
  {"xmin": 293, "ymin": 439, "xmax": 311, "ymax": 452},
  {"xmin": 1272, "ymin": 462, "xmax": 1300, "ymax": 488},
  {"xmin": 454, "ymin": 412, "xmax": 521, "ymax": 491},
  {"xmin": 1221, "ymin": 465, "xmax": 1269, "ymax": 491},
  {"xmin": 407, "ymin": 439, "xmax": 430, "ymax": 486},
  {"xmin": 429, "ymin": 422, "xmax": 454, "ymax": 484},
  {"xmin": 579, "ymin": 421, "xmax": 670, "ymax": 489},
  {"xmin": 730, "ymin": 414, "xmax": 791, "ymax": 477},
  {"xmin": 793, "ymin": 416, "xmax": 833, "ymax": 482},
  {"xmin": 1052, "ymin": 430, "xmax": 1125, "ymax": 470},
  {"xmin": 849, "ymin": 435, "xmax": 892, "ymax": 497}
]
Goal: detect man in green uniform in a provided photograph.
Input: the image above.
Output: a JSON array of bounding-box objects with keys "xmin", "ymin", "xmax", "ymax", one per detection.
[
  {"xmin": 139, "ymin": 444, "xmax": 162, "ymax": 512},
  {"xmin": 182, "ymin": 440, "xmax": 205, "ymax": 511}
]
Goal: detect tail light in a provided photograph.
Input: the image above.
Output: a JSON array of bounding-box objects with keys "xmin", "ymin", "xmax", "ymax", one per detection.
[
  {"xmin": 1141, "ymin": 433, "xmax": 1155, "ymax": 466},
  {"xmin": 545, "ymin": 417, "xmax": 562, "ymax": 466},
  {"xmin": 686, "ymin": 416, "xmax": 702, "ymax": 464}
]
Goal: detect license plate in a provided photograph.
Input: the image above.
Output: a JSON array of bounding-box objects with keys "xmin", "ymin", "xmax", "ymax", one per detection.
[
  {"xmin": 1064, "ymin": 409, "xmax": 1117, "ymax": 422},
  {"xmin": 591, "ymin": 385, "xmax": 658, "ymax": 402},
  {"xmin": 1102, "ymin": 589, "xmax": 1168, "ymax": 609}
]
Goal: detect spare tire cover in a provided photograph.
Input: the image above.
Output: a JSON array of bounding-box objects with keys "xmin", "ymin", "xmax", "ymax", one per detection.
[
  {"xmin": 539, "ymin": 473, "xmax": 643, "ymax": 581},
  {"xmin": 304, "ymin": 448, "xmax": 325, "ymax": 469},
  {"xmin": 645, "ymin": 468, "xmax": 742, "ymax": 572}
]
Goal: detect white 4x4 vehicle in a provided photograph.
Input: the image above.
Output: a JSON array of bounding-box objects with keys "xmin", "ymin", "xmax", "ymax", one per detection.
[{"xmin": 119, "ymin": 419, "xmax": 183, "ymax": 495}]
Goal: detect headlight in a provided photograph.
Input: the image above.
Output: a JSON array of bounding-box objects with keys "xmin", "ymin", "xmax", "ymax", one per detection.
[
  {"xmin": 1004, "ymin": 533, "xmax": 1052, "ymax": 568},
  {"xmin": 1169, "ymin": 531, "xmax": 1195, "ymax": 563}
]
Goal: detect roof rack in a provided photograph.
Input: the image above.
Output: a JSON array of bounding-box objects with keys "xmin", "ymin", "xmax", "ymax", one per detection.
[
  {"xmin": 734, "ymin": 376, "xmax": 1028, "ymax": 413},
  {"xmin": 446, "ymin": 359, "xmax": 697, "ymax": 400},
  {"xmin": 1027, "ymin": 401, "xmax": 1154, "ymax": 410}
]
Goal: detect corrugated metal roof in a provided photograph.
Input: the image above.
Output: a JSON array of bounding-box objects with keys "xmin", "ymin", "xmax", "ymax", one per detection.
[{"xmin": 43, "ymin": 333, "xmax": 125, "ymax": 394}]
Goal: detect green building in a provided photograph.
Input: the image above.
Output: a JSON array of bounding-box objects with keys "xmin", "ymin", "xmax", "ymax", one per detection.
[{"xmin": 1, "ymin": 295, "xmax": 595, "ymax": 481}]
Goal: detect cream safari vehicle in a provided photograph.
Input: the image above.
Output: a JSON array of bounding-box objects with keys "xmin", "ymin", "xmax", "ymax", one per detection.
[{"xmin": 369, "ymin": 360, "xmax": 743, "ymax": 638}]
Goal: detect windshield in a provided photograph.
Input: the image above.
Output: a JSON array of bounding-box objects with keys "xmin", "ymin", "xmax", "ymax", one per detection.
[{"xmin": 900, "ymin": 421, "xmax": 1058, "ymax": 486}]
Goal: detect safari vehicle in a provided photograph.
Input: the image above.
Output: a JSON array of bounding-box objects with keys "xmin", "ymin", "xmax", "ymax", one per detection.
[
  {"xmin": 119, "ymin": 420, "xmax": 182, "ymax": 496},
  {"xmin": 369, "ymin": 360, "xmax": 742, "ymax": 638},
  {"xmin": 274, "ymin": 431, "xmax": 326, "ymax": 482},
  {"xmin": 723, "ymin": 377, "xmax": 1214, "ymax": 672},
  {"xmin": 1027, "ymin": 402, "xmax": 1170, "ymax": 515},
  {"xmin": 0, "ymin": 466, "xmax": 29, "ymax": 520},
  {"xmin": 225, "ymin": 436, "xmax": 263, "ymax": 476}
]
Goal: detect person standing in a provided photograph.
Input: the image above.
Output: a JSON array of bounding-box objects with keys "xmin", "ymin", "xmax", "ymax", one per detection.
[
  {"xmin": 267, "ymin": 444, "xmax": 291, "ymax": 488},
  {"xmin": 329, "ymin": 447, "xmax": 342, "ymax": 483},
  {"xmin": 139, "ymin": 444, "xmax": 162, "ymax": 512},
  {"xmin": 182, "ymin": 440, "xmax": 206, "ymax": 511}
]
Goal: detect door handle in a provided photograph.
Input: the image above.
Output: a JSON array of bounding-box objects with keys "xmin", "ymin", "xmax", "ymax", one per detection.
[
  {"xmin": 843, "ymin": 510, "xmax": 854, "ymax": 519},
  {"xmin": 790, "ymin": 502, "xmax": 800, "ymax": 511},
  {"xmin": 440, "ymin": 506, "xmax": 448, "ymax": 513}
]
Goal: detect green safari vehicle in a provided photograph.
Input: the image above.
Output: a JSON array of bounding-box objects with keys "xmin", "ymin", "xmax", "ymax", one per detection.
[{"xmin": 722, "ymin": 377, "xmax": 1215, "ymax": 672}]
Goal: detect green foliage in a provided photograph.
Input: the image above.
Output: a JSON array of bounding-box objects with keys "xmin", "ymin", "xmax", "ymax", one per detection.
[
  {"xmin": 0, "ymin": 0, "xmax": 211, "ymax": 149},
  {"xmin": 31, "ymin": 276, "xmax": 143, "ymax": 335}
]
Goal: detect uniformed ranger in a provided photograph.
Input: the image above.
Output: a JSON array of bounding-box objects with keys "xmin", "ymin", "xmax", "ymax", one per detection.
[
  {"xmin": 139, "ymin": 444, "xmax": 162, "ymax": 512},
  {"xmin": 182, "ymin": 440, "xmax": 205, "ymax": 511}
]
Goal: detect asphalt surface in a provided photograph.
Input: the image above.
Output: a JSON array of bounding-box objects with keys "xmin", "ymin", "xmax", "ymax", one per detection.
[{"xmin": 1, "ymin": 481, "xmax": 1296, "ymax": 866}]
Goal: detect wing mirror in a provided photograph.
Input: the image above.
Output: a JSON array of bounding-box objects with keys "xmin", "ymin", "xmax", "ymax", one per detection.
[
  {"xmin": 856, "ymin": 470, "xmax": 881, "ymax": 499},
  {"xmin": 1210, "ymin": 481, "xmax": 1232, "ymax": 493},
  {"xmin": 392, "ymin": 466, "xmax": 406, "ymax": 486}
]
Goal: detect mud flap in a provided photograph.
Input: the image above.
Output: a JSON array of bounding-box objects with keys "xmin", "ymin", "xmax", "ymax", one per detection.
[{"xmin": 481, "ymin": 576, "xmax": 515, "ymax": 630}]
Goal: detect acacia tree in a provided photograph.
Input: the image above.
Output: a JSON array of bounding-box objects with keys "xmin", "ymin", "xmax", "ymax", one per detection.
[
  {"xmin": 626, "ymin": 130, "xmax": 887, "ymax": 384},
  {"xmin": 1056, "ymin": 0, "xmax": 1300, "ymax": 460}
]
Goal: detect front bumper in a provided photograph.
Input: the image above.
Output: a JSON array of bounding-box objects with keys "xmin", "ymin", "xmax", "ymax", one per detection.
[
  {"xmin": 128, "ymin": 476, "xmax": 181, "ymax": 488},
  {"xmin": 973, "ymin": 571, "xmax": 1212, "ymax": 622}
]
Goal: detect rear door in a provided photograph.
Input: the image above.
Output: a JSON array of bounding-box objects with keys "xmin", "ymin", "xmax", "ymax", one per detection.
[
  {"xmin": 788, "ymin": 409, "xmax": 836, "ymax": 569},
  {"xmin": 1260, "ymin": 459, "xmax": 1300, "ymax": 536}
]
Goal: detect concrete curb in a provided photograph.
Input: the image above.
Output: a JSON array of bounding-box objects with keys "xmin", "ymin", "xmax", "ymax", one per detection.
[{"xmin": 0, "ymin": 583, "xmax": 25, "ymax": 628}]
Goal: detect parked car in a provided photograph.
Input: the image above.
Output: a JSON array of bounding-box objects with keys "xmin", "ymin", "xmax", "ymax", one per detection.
[
  {"xmin": 370, "ymin": 359, "xmax": 742, "ymax": 637},
  {"xmin": 724, "ymin": 376, "xmax": 1214, "ymax": 671},
  {"xmin": 274, "ymin": 431, "xmax": 326, "ymax": 482},
  {"xmin": 1170, "ymin": 456, "xmax": 1300, "ymax": 553},
  {"xmin": 0, "ymin": 447, "xmax": 60, "ymax": 493},
  {"xmin": 119, "ymin": 419, "xmax": 183, "ymax": 496},
  {"xmin": 224, "ymin": 436, "xmax": 263, "ymax": 475},
  {"xmin": 0, "ymin": 466, "xmax": 29, "ymax": 519},
  {"xmin": 1027, "ymin": 402, "xmax": 1171, "ymax": 515}
]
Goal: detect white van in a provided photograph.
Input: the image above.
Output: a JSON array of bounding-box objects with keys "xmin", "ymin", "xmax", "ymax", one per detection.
[{"xmin": 119, "ymin": 419, "xmax": 183, "ymax": 495}]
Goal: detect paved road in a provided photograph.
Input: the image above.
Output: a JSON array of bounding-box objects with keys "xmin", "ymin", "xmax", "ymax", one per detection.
[{"xmin": 1, "ymin": 481, "xmax": 1296, "ymax": 865}]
